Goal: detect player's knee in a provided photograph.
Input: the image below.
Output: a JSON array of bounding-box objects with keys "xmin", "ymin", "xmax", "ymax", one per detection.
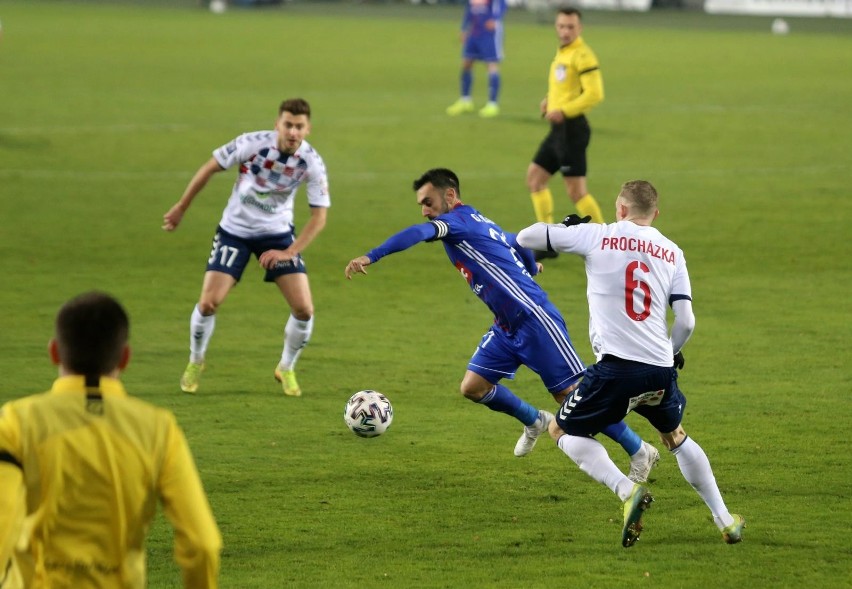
[
  {"xmin": 459, "ymin": 383, "xmax": 479, "ymax": 401},
  {"xmin": 547, "ymin": 418, "xmax": 563, "ymax": 442},
  {"xmin": 526, "ymin": 169, "xmax": 547, "ymax": 192},
  {"xmin": 458, "ymin": 380, "xmax": 487, "ymax": 401},
  {"xmin": 658, "ymin": 425, "xmax": 686, "ymax": 450},
  {"xmin": 197, "ymin": 300, "xmax": 219, "ymax": 316},
  {"xmin": 290, "ymin": 307, "xmax": 313, "ymax": 321}
]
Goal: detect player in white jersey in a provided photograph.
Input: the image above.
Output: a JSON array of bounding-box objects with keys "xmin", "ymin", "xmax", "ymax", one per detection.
[
  {"xmin": 162, "ymin": 98, "xmax": 330, "ymax": 397},
  {"xmin": 517, "ymin": 180, "xmax": 744, "ymax": 548}
]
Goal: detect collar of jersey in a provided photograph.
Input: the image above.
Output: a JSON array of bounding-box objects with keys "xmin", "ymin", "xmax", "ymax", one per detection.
[
  {"xmin": 50, "ymin": 376, "xmax": 128, "ymax": 397},
  {"xmin": 559, "ymin": 37, "xmax": 584, "ymax": 52}
]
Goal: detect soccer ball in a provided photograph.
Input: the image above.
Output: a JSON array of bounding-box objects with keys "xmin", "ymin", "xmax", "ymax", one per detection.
[{"xmin": 344, "ymin": 390, "xmax": 393, "ymax": 438}]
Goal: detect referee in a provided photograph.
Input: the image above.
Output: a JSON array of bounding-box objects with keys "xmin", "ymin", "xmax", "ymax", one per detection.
[
  {"xmin": 0, "ymin": 292, "xmax": 221, "ymax": 588},
  {"xmin": 527, "ymin": 7, "xmax": 605, "ymax": 260}
]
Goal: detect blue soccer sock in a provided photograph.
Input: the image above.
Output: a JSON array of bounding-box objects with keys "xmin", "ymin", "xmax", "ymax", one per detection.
[
  {"xmin": 478, "ymin": 384, "xmax": 539, "ymax": 426},
  {"xmin": 601, "ymin": 421, "xmax": 642, "ymax": 456},
  {"xmin": 461, "ymin": 69, "xmax": 473, "ymax": 98},
  {"xmin": 487, "ymin": 71, "xmax": 501, "ymax": 103}
]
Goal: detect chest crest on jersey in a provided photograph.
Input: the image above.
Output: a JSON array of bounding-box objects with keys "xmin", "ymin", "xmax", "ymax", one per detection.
[{"xmin": 455, "ymin": 260, "xmax": 473, "ymax": 284}]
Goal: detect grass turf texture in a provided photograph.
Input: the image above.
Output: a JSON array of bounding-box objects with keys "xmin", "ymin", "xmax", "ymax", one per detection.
[{"xmin": 1, "ymin": 2, "xmax": 851, "ymax": 588}]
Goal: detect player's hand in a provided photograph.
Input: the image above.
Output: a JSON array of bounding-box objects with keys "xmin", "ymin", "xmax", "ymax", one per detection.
[
  {"xmin": 345, "ymin": 256, "xmax": 372, "ymax": 280},
  {"xmin": 259, "ymin": 249, "xmax": 294, "ymax": 270},
  {"xmin": 535, "ymin": 262, "xmax": 544, "ymax": 274},
  {"xmin": 562, "ymin": 214, "xmax": 592, "ymax": 227},
  {"xmin": 485, "ymin": 19, "xmax": 496, "ymax": 32},
  {"xmin": 673, "ymin": 351, "xmax": 685, "ymax": 370},
  {"xmin": 162, "ymin": 205, "xmax": 185, "ymax": 231},
  {"xmin": 545, "ymin": 109, "xmax": 565, "ymax": 124}
]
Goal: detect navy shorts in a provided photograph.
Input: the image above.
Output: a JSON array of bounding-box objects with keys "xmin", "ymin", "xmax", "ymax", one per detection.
[
  {"xmin": 205, "ymin": 226, "xmax": 306, "ymax": 282},
  {"xmin": 554, "ymin": 356, "xmax": 687, "ymax": 436},
  {"xmin": 463, "ymin": 30, "xmax": 503, "ymax": 62},
  {"xmin": 532, "ymin": 115, "xmax": 591, "ymax": 177},
  {"xmin": 467, "ymin": 302, "xmax": 586, "ymax": 394}
]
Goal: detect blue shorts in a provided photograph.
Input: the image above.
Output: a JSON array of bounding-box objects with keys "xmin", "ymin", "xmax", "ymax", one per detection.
[
  {"xmin": 467, "ymin": 302, "xmax": 585, "ymax": 393},
  {"xmin": 205, "ymin": 226, "xmax": 306, "ymax": 282},
  {"xmin": 555, "ymin": 356, "xmax": 687, "ymax": 436},
  {"xmin": 463, "ymin": 30, "xmax": 503, "ymax": 63}
]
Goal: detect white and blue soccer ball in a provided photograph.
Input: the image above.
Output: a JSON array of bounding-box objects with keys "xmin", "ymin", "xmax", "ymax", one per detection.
[{"xmin": 344, "ymin": 390, "xmax": 393, "ymax": 438}]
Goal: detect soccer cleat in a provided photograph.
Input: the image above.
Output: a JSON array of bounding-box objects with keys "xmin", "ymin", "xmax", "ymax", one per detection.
[
  {"xmin": 446, "ymin": 98, "xmax": 474, "ymax": 116},
  {"xmin": 622, "ymin": 484, "xmax": 654, "ymax": 548},
  {"xmin": 180, "ymin": 362, "xmax": 204, "ymax": 394},
  {"xmin": 628, "ymin": 441, "xmax": 660, "ymax": 483},
  {"xmin": 478, "ymin": 102, "xmax": 500, "ymax": 118},
  {"xmin": 534, "ymin": 249, "xmax": 559, "ymax": 262},
  {"xmin": 722, "ymin": 514, "xmax": 746, "ymax": 544},
  {"xmin": 514, "ymin": 410, "xmax": 554, "ymax": 457},
  {"xmin": 274, "ymin": 367, "xmax": 302, "ymax": 397}
]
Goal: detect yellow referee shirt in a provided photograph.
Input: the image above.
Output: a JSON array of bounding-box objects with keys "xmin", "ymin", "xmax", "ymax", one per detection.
[
  {"xmin": 547, "ymin": 36, "xmax": 604, "ymax": 119},
  {"xmin": 0, "ymin": 376, "xmax": 221, "ymax": 589}
]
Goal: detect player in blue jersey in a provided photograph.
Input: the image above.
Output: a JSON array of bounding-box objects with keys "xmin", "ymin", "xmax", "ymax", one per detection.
[
  {"xmin": 344, "ymin": 168, "xmax": 658, "ymax": 476},
  {"xmin": 445, "ymin": 0, "xmax": 506, "ymax": 119}
]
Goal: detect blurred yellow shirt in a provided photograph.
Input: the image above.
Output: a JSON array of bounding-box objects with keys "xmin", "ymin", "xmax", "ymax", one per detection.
[
  {"xmin": 0, "ymin": 376, "xmax": 221, "ymax": 589},
  {"xmin": 547, "ymin": 36, "xmax": 604, "ymax": 119}
]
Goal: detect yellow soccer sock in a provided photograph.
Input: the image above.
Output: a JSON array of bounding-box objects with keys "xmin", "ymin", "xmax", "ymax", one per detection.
[
  {"xmin": 530, "ymin": 189, "xmax": 555, "ymax": 224},
  {"xmin": 576, "ymin": 193, "xmax": 604, "ymax": 223}
]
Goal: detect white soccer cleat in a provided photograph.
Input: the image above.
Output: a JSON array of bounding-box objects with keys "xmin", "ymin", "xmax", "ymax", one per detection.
[
  {"xmin": 514, "ymin": 410, "xmax": 554, "ymax": 457},
  {"xmin": 627, "ymin": 441, "xmax": 660, "ymax": 483}
]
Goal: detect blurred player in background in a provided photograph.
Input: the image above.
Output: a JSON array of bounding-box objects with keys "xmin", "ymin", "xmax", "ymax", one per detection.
[
  {"xmin": 163, "ymin": 98, "xmax": 330, "ymax": 397},
  {"xmin": 445, "ymin": 0, "xmax": 506, "ymax": 118},
  {"xmin": 344, "ymin": 168, "xmax": 658, "ymax": 478},
  {"xmin": 527, "ymin": 7, "xmax": 605, "ymax": 261},
  {"xmin": 0, "ymin": 291, "xmax": 221, "ymax": 588},
  {"xmin": 518, "ymin": 180, "xmax": 745, "ymax": 547}
]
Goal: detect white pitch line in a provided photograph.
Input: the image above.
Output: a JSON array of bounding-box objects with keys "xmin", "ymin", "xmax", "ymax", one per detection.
[{"xmin": 0, "ymin": 163, "xmax": 847, "ymax": 182}]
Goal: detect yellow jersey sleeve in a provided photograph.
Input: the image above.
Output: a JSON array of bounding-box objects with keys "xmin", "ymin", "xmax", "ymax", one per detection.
[
  {"xmin": 0, "ymin": 402, "xmax": 26, "ymax": 588},
  {"xmin": 158, "ymin": 414, "xmax": 222, "ymax": 589}
]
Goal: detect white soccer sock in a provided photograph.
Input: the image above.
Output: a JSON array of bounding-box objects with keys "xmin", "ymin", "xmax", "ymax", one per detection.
[
  {"xmin": 279, "ymin": 314, "xmax": 313, "ymax": 370},
  {"xmin": 189, "ymin": 305, "xmax": 215, "ymax": 363},
  {"xmin": 557, "ymin": 434, "xmax": 635, "ymax": 501},
  {"xmin": 671, "ymin": 437, "xmax": 734, "ymax": 529}
]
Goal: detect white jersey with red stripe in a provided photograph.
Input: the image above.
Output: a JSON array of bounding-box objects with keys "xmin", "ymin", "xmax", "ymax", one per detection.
[
  {"xmin": 537, "ymin": 221, "xmax": 691, "ymax": 367},
  {"xmin": 212, "ymin": 131, "xmax": 330, "ymax": 238}
]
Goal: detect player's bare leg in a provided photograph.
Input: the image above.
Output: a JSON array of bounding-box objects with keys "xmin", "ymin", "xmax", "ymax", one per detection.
[
  {"xmin": 273, "ymin": 273, "xmax": 314, "ymax": 396},
  {"xmin": 181, "ymin": 271, "xmax": 235, "ymax": 393}
]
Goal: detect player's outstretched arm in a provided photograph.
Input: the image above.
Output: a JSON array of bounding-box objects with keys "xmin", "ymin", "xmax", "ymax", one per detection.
[
  {"xmin": 162, "ymin": 157, "xmax": 224, "ymax": 231},
  {"xmin": 516, "ymin": 222, "xmax": 551, "ymax": 252}
]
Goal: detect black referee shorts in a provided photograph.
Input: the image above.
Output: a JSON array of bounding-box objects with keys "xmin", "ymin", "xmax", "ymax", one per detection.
[{"xmin": 532, "ymin": 115, "xmax": 591, "ymax": 177}]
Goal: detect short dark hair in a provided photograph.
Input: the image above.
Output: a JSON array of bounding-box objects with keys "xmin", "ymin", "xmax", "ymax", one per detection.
[
  {"xmin": 279, "ymin": 98, "xmax": 311, "ymax": 118},
  {"xmin": 55, "ymin": 292, "xmax": 129, "ymax": 378},
  {"xmin": 557, "ymin": 6, "xmax": 582, "ymax": 18},
  {"xmin": 412, "ymin": 168, "xmax": 461, "ymax": 197}
]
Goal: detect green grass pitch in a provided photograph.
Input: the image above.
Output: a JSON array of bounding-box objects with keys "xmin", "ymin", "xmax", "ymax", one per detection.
[{"xmin": 1, "ymin": 2, "xmax": 851, "ymax": 587}]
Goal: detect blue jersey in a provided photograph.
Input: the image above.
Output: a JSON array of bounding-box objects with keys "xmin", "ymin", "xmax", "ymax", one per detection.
[
  {"xmin": 366, "ymin": 203, "xmax": 547, "ymax": 333},
  {"xmin": 462, "ymin": 0, "xmax": 506, "ymax": 37}
]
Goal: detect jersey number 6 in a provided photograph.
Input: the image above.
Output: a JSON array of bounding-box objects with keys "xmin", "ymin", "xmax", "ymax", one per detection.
[{"xmin": 625, "ymin": 261, "xmax": 651, "ymax": 321}]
